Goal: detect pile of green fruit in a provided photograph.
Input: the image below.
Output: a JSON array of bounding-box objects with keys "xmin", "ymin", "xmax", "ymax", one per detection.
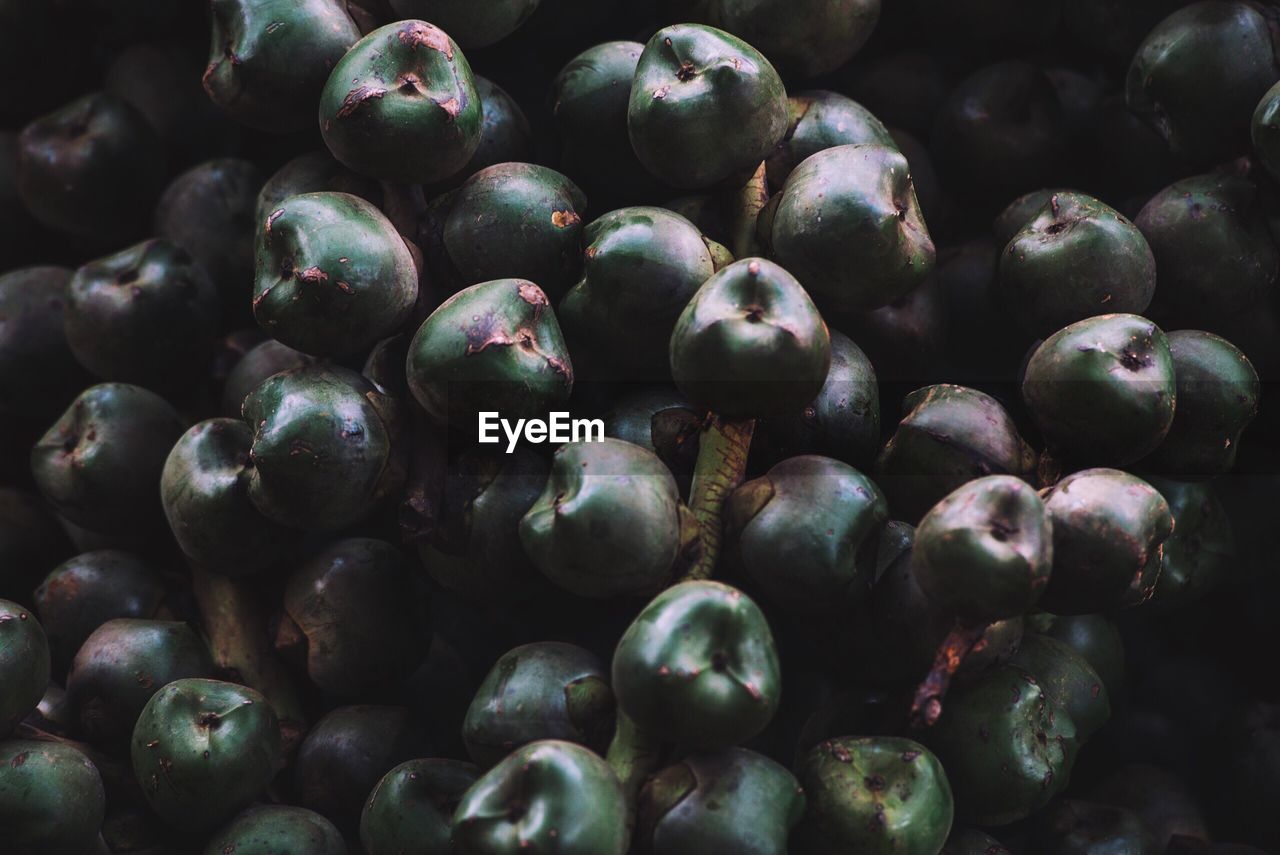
[{"xmin": 2, "ymin": 0, "xmax": 1279, "ymax": 853}]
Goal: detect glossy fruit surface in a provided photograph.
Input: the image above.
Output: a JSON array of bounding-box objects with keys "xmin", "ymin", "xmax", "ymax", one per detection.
[
  {"xmin": 0, "ymin": 739, "xmax": 105, "ymax": 855},
  {"xmin": 361, "ymin": 758, "xmax": 480, "ymax": 855},
  {"xmin": 765, "ymin": 90, "xmax": 894, "ymax": 190},
  {"xmin": 0, "ymin": 599, "xmax": 49, "ymax": 738},
  {"xmin": 1011, "ymin": 634, "xmax": 1110, "ymax": 741},
  {"xmin": 203, "ymin": 805, "xmax": 347, "ymax": 855}
]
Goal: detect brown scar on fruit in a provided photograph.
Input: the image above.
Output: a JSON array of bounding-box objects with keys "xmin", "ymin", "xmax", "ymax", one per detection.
[
  {"xmin": 399, "ymin": 23, "xmax": 453, "ymax": 58},
  {"xmin": 551, "ymin": 210, "xmax": 581, "ymax": 228},
  {"xmin": 337, "ymin": 85, "xmax": 386, "ymax": 118},
  {"xmin": 297, "ymin": 267, "xmax": 329, "ymax": 285},
  {"xmin": 437, "ymin": 97, "xmax": 461, "ymax": 118},
  {"xmin": 265, "ymin": 208, "xmax": 285, "ymax": 238}
]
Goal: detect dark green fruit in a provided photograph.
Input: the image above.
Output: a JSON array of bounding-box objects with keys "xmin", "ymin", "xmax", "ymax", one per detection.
[
  {"xmin": 793, "ymin": 736, "xmax": 952, "ymax": 855},
  {"xmin": 0, "ymin": 267, "xmax": 82, "ymax": 423},
  {"xmin": 628, "ymin": 24, "xmax": 788, "ymax": 189},
  {"xmin": 1030, "ymin": 799, "xmax": 1160, "ymax": 854},
  {"xmin": 221, "ymin": 339, "xmax": 312, "ymax": 416},
  {"xmin": 603, "ymin": 388, "xmax": 702, "ymax": 493},
  {"xmin": 464, "ymin": 77, "xmax": 532, "ymax": 180},
  {"xmin": 452, "ymin": 740, "xmax": 628, "ymax": 855},
  {"xmin": 1252, "ymin": 80, "xmax": 1280, "ymax": 180},
  {"xmin": 993, "ymin": 188, "xmax": 1070, "ymax": 247},
  {"xmin": 463, "ymin": 641, "xmax": 614, "ymax": 767},
  {"xmin": 924, "ymin": 665, "xmax": 1076, "ymax": 826},
  {"xmin": 0, "ymin": 489, "xmax": 68, "ymax": 607},
  {"xmin": 131, "ymin": 678, "xmax": 280, "ymax": 831},
  {"xmin": 765, "ymin": 91, "xmax": 893, "ymax": 190},
  {"xmin": 670, "ymin": 258, "xmax": 831, "ymax": 417},
  {"xmin": 688, "ymin": 0, "xmax": 879, "ymax": 79},
  {"xmin": 386, "ymin": 0, "xmax": 541, "ymax": 48},
  {"xmin": 520, "ymin": 439, "xmax": 688, "ymax": 598},
  {"xmin": 319, "ymin": 20, "xmax": 482, "ymax": 184},
  {"xmin": 1126, "ymin": 0, "xmax": 1280, "ymax": 165},
  {"xmin": 361, "ymin": 759, "xmax": 480, "ymax": 855},
  {"xmin": 1022, "ymin": 314, "xmax": 1176, "ymax": 466},
  {"xmin": 242, "ymin": 364, "xmax": 404, "ymax": 531},
  {"xmin": 31, "ymin": 384, "xmax": 186, "ymax": 535},
  {"xmin": 277, "ymin": 538, "xmax": 428, "ymax": 696},
  {"xmin": 1148, "ymin": 478, "xmax": 1235, "ymax": 607},
  {"xmin": 0, "ymin": 599, "xmax": 50, "ymax": 738},
  {"xmin": 915, "ymin": 475, "xmax": 1052, "ymax": 621},
  {"xmin": 613, "ymin": 580, "xmax": 781, "ymax": 749},
  {"xmin": 16, "ymin": 92, "xmax": 164, "ymax": 241},
  {"xmin": 876, "ymin": 385, "xmax": 1036, "ymax": 524},
  {"xmin": 724, "ymin": 455, "xmax": 887, "ymax": 614},
  {"xmin": 0, "ymin": 739, "xmax": 105, "ymax": 855},
  {"xmin": 761, "ymin": 144, "xmax": 934, "ymax": 312},
  {"xmin": 66, "ymin": 619, "xmax": 214, "ymax": 749},
  {"xmin": 1034, "ymin": 614, "xmax": 1125, "ymax": 702},
  {"xmin": 203, "ymin": 805, "xmax": 347, "ymax": 855},
  {"xmin": 204, "ymin": 0, "xmax": 361, "ymax": 133},
  {"xmin": 942, "ymin": 828, "xmax": 1011, "ymax": 854},
  {"xmin": 1039, "ymin": 468, "xmax": 1174, "ymax": 614},
  {"xmin": 254, "ymin": 151, "xmax": 382, "ymax": 230},
  {"xmin": 636, "ymin": 747, "xmax": 804, "ymax": 855},
  {"xmin": 998, "ymin": 192, "xmax": 1156, "ymax": 338},
  {"xmin": 1012, "ymin": 634, "xmax": 1110, "ymax": 741},
  {"xmin": 66, "ymin": 239, "xmax": 221, "ymax": 388}
]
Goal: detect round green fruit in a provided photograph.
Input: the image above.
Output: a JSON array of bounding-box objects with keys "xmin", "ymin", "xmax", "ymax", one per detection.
[
  {"xmin": 203, "ymin": 805, "xmax": 347, "ymax": 855},
  {"xmin": 0, "ymin": 599, "xmax": 49, "ymax": 738},
  {"xmin": 361, "ymin": 759, "xmax": 480, "ymax": 855},
  {"xmin": 765, "ymin": 91, "xmax": 894, "ymax": 190},
  {"xmin": 1011, "ymin": 634, "xmax": 1110, "ymax": 741},
  {"xmin": 221, "ymin": 339, "xmax": 312, "ymax": 416},
  {"xmin": 0, "ymin": 739, "xmax": 105, "ymax": 855}
]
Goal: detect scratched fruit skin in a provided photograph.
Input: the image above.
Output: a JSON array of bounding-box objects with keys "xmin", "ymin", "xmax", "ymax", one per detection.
[
  {"xmin": 0, "ymin": 739, "xmax": 105, "ymax": 855},
  {"xmin": 319, "ymin": 20, "xmax": 481, "ymax": 184},
  {"xmin": 203, "ymin": 805, "xmax": 347, "ymax": 855},
  {"xmin": 360, "ymin": 759, "xmax": 480, "ymax": 855},
  {"xmin": 1011, "ymin": 633, "xmax": 1110, "ymax": 741},
  {"xmin": 252, "ymin": 192, "xmax": 418, "ymax": 357},
  {"xmin": 405, "ymin": 278, "xmax": 574, "ymax": 431},
  {"xmin": 612, "ymin": 581, "xmax": 781, "ymax": 749},
  {"xmin": 130, "ymin": 678, "xmax": 281, "ymax": 832},
  {"xmin": 0, "ymin": 599, "xmax": 50, "ymax": 739}
]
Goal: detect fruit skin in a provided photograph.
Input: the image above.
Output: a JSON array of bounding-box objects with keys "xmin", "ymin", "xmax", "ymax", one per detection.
[
  {"xmin": 520, "ymin": 439, "xmax": 687, "ymax": 599},
  {"xmin": 1022, "ymin": 314, "xmax": 1176, "ymax": 466},
  {"xmin": 876, "ymin": 385, "xmax": 1036, "ymax": 524},
  {"xmin": 452, "ymin": 740, "xmax": 628, "ymax": 855},
  {"xmin": 1252, "ymin": 79, "xmax": 1280, "ymax": 180},
  {"xmin": 386, "ymin": 0, "xmax": 541, "ymax": 48},
  {"xmin": 361, "ymin": 758, "xmax": 480, "ymax": 855},
  {"xmin": 66, "ymin": 619, "xmax": 214, "ymax": 750},
  {"xmin": 669, "ymin": 258, "xmax": 831, "ymax": 418},
  {"xmin": 203, "ymin": 805, "xmax": 347, "ymax": 855},
  {"xmin": 0, "ymin": 739, "xmax": 106, "ymax": 855},
  {"xmin": 16, "ymin": 92, "xmax": 164, "ymax": 241},
  {"xmin": 998, "ymin": 192, "xmax": 1156, "ymax": 338},
  {"xmin": 603, "ymin": 388, "xmax": 702, "ymax": 493},
  {"xmin": 793, "ymin": 736, "xmax": 953, "ymax": 855},
  {"xmin": 724, "ymin": 455, "xmax": 888, "ymax": 614},
  {"xmin": 1148, "ymin": 478, "xmax": 1235, "ymax": 607},
  {"xmin": 221, "ymin": 339, "xmax": 312, "ymax": 416},
  {"xmin": 765, "ymin": 91, "xmax": 894, "ymax": 191},
  {"xmin": 463, "ymin": 77, "xmax": 533, "ymax": 181},
  {"xmin": 319, "ymin": 20, "xmax": 482, "ymax": 184},
  {"xmin": 1034, "ymin": 614, "xmax": 1125, "ymax": 702},
  {"xmin": 204, "ymin": 0, "xmax": 361, "ymax": 133},
  {"xmin": 1011, "ymin": 634, "xmax": 1110, "ymax": 741},
  {"xmin": 463, "ymin": 641, "xmax": 615, "ymax": 767},
  {"xmin": 406, "ymin": 278, "xmax": 574, "ymax": 431},
  {"xmin": 628, "ymin": 24, "xmax": 788, "ymax": 190},
  {"xmin": 915, "ymin": 475, "xmax": 1053, "ymax": 621},
  {"xmin": 1145, "ymin": 331, "xmax": 1259, "ymax": 479},
  {"xmin": 0, "ymin": 267, "xmax": 82, "ymax": 424},
  {"xmin": 1030, "ymin": 799, "xmax": 1160, "ymax": 855},
  {"xmin": 242, "ymin": 364, "xmax": 405, "ymax": 531},
  {"xmin": 31, "ymin": 384, "xmax": 186, "ymax": 536},
  {"xmin": 1126, "ymin": 0, "xmax": 1280, "ymax": 165},
  {"xmin": 66, "ymin": 238, "xmax": 222, "ymax": 388},
  {"xmin": 1039, "ymin": 468, "xmax": 1174, "ymax": 614},
  {"xmin": 924, "ymin": 665, "xmax": 1076, "ymax": 826},
  {"xmin": 613, "ymin": 580, "xmax": 781, "ymax": 749},
  {"xmin": 254, "ymin": 151, "xmax": 382, "ymax": 230},
  {"xmin": 761, "ymin": 144, "xmax": 934, "ymax": 313},
  {"xmin": 131, "ymin": 678, "xmax": 281, "ymax": 831},
  {"xmin": 0, "ymin": 599, "xmax": 50, "ymax": 738},
  {"xmin": 0, "ymin": 489, "xmax": 69, "ymax": 607},
  {"xmin": 635, "ymin": 747, "xmax": 805, "ymax": 855}
]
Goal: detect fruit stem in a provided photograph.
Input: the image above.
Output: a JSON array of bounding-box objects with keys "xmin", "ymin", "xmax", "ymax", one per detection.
[
  {"xmin": 607, "ymin": 709, "xmax": 662, "ymax": 830},
  {"xmin": 729, "ymin": 161, "xmax": 769, "ymax": 260},
  {"xmin": 909, "ymin": 621, "xmax": 991, "ymax": 728},
  {"xmin": 683, "ymin": 415, "xmax": 755, "ymax": 581}
]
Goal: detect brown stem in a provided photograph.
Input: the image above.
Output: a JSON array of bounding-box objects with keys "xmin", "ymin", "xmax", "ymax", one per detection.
[
  {"xmin": 728, "ymin": 161, "xmax": 769, "ymax": 261},
  {"xmin": 909, "ymin": 621, "xmax": 991, "ymax": 729},
  {"xmin": 683, "ymin": 415, "xmax": 755, "ymax": 582}
]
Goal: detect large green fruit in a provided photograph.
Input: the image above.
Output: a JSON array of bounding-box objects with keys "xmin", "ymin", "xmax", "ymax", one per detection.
[
  {"xmin": 221, "ymin": 339, "xmax": 313, "ymax": 417},
  {"xmin": 386, "ymin": 0, "xmax": 541, "ymax": 48},
  {"xmin": 765, "ymin": 91, "xmax": 894, "ymax": 190},
  {"xmin": 361, "ymin": 759, "xmax": 480, "ymax": 855},
  {"xmin": 0, "ymin": 267, "xmax": 82, "ymax": 423},
  {"xmin": 0, "ymin": 599, "xmax": 49, "ymax": 738},
  {"xmin": 688, "ymin": 0, "xmax": 879, "ymax": 79},
  {"xmin": 204, "ymin": 805, "xmax": 347, "ymax": 855},
  {"xmin": 1012, "ymin": 634, "xmax": 1110, "ymax": 741},
  {"xmin": 0, "ymin": 739, "xmax": 105, "ymax": 855}
]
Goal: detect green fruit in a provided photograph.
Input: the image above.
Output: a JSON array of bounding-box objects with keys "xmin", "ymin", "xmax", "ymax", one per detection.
[
  {"xmin": 0, "ymin": 600, "xmax": 49, "ymax": 738},
  {"xmin": 761, "ymin": 144, "xmax": 934, "ymax": 312},
  {"xmin": 277, "ymin": 538, "xmax": 428, "ymax": 696},
  {"xmin": 131, "ymin": 678, "xmax": 280, "ymax": 831},
  {"xmin": 221, "ymin": 339, "xmax": 312, "ymax": 416},
  {"xmin": 1148, "ymin": 478, "xmax": 1235, "ymax": 607},
  {"xmin": 361, "ymin": 759, "xmax": 480, "ymax": 855},
  {"xmin": 603, "ymin": 388, "xmax": 702, "ymax": 493},
  {"xmin": 998, "ymin": 192, "xmax": 1156, "ymax": 338},
  {"xmin": 319, "ymin": 20, "xmax": 482, "ymax": 183},
  {"xmin": 253, "ymin": 192, "xmax": 418, "ymax": 356},
  {"xmin": 0, "ymin": 267, "xmax": 82, "ymax": 422},
  {"xmin": 464, "ymin": 77, "xmax": 533, "ymax": 180},
  {"xmin": 689, "ymin": 0, "xmax": 879, "ymax": 79},
  {"xmin": 452, "ymin": 740, "xmax": 628, "ymax": 855},
  {"xmin": 636, "ymin": 747, "xmax": 805, "ymax": 854},
  {"xmin": 876, "ymin": 385, "xmax": 1036, "ymax": 524},
  {"xmin": 203, "ymin": 805, "xmax": 347, "ymax": 855},
  {"xmin": 1039, "ymin": 468, "xmax": 1174, "ymax": 614},
  {"xmin": 1126, "ymin": 0, "xmax": 1280, "ymax": 165},
  {"xmin": 254, "ymin": 151, "xmax": 382, "ymax": 231},
  {"xmin": 992, "ymin": 188, "xmax": 1072, "ymax": 247},
  {"xmin": 0, "ymin": 489, "xmax": 68, "ymax": 607},
  {"xmin": 765, "ymin": 91, "xmax": 894, "ymax": 190},
  {"xmin": 612, "ymin": 580, "xmax": 781, "ymax": 749},
  {"xmin": 204, "ymin": 0, "xmax": 361, "ymax": 133},
  {"xmin": 628, "ymin": 24, "xmax": 788, "ymax": 189},
  {"xmin": 66, "ymin": 619, "xmax": 214, "ymax": 749},
  {"xmin": 463, "ymin": 642, "xmax": 614, "ymax": 767},
  {"xmin": 405, "ymin": 278, "xmax": 573, "ymax": 431},
  {"xmin": 1145, "ymin": 331, "xmax": 1259, "ymax": 479},
  {"xmin": 0, "ymin": 739, "xmax": 105, "ymax": 855},
  {"xmin": 242, "ymin": 364, "xmax": 405, "ymax": 531},
  {"xmin": 1031, "ymin": 799, "xmax": 1160, "ymax": 854},
  {"xmin": 794, "ymin": 737, "xmax": 953, "ymax": 855},
  {"xmin": 669, "ymin": 257, "xmax": 831, "ymax": 417},
  {"xmin": 559, "ymin": 206, "xmax": 717, "ymax": 376},
  {"xmin": 31, "ymin": 384, "xmax": 186, "ymax": 535},
  {"xmin": 924, "ymin": 665, "xmax": 1076, "ymax": 826},
  {"xmin": 1012, "ymin": 634, "xmax": 1110, "ymax": 741},
  {"xmin": 1252, "ymin": 80, "xmax": 1280, "ymax": 180},
  {"xmin": 1022, "ymin": 314, "xmax": 1176, "ymax": 466},
  {"xmin": 1035, "ymin": 614, "xmax": 1125, "ymax": 702},
  {"xmin": 725, "ymin": 455, "xmax": 887, "ymax": 614},
  {"xmin": 942, "ymin": 828, "xmax": 1011, "ymax": 854},
  {"xmin": 386, "ymin": 0, "xmax": 541, "ymax": 48},
  {"xmin": 520, "ymin": 439, "xmax": 687, "ymax": 599}
]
